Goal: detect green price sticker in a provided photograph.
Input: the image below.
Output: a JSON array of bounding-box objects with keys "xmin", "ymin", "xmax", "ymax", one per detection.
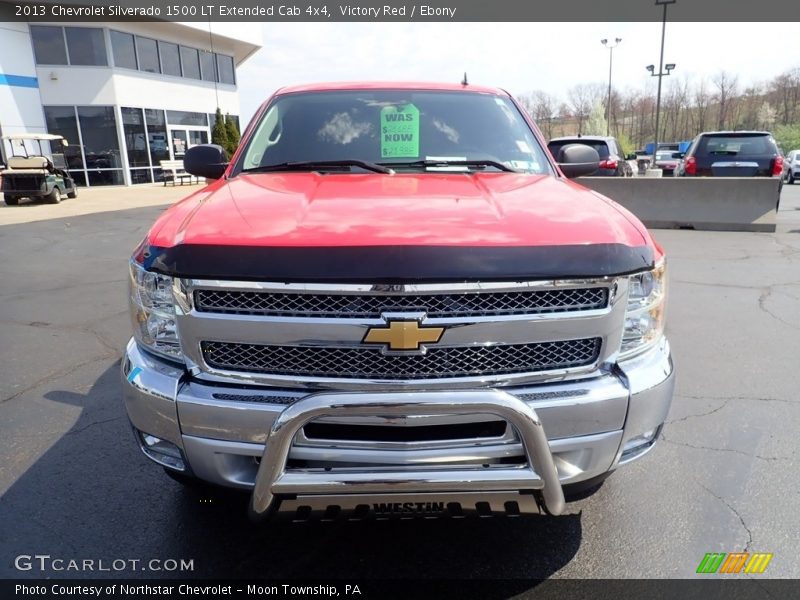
[{"xmin": 380, "ymin": 104, "xmax": 420, "ymax": 158}]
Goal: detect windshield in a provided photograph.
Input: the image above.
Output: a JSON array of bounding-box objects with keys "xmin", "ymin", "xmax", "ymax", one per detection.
[
  {"xmin": 237, "ymin": 90, "xmax": 551, "ymax": 174},
  {"xmin": 3, "ymin": 138, "xmax": 53, "ymax": 159}
]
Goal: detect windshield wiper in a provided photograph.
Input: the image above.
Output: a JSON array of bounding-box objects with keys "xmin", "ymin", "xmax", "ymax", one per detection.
[
  {"xmin": 378, "ymin": 159, "xmax": 518, "ymax": 173},
  {"xmin": 242, "ymin": 160, "xmax": 392, "ymax": 174}
]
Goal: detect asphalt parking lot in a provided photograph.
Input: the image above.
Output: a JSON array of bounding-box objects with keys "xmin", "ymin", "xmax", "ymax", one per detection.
[{"xmin": 1, "ymin": 182, "xmax": 798, "ymax": 582}]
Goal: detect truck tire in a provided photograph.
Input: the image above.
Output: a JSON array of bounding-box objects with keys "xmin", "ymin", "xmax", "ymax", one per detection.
[
  {"xmin": 163, "ymin": 467, "xmax": 247, "ymax": 499},
  {"xmin": 163, "ymin": 467, "xmax": 203, "ymax": 487},
  {"xmin": 44, "ymin": 188, "xmax": 61, "ymax": 204},
  {"xmin": 4, "ymin": 194, "xmax": 19, "ymax": 206},
  {"xmin": 562, "ymin": 471, "xmax": 614, "ymax": 501}
]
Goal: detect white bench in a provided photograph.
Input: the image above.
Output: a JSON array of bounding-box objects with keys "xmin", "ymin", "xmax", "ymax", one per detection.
[{"xmin": 159, "ymin": 159, "xmax": 199, "ymax": 186}]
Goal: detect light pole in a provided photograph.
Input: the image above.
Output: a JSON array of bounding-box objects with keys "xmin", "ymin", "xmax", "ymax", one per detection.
[
  {"xmin": 648, "ymin": 0, "xmax": 676, "ymax": 173},
  {"xmin": 601, "ymin": 37, "xmax": 622, "ymax": 136}
]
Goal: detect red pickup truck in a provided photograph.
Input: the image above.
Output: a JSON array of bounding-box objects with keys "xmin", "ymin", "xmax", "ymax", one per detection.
[{"xmin": 122, "ymin": 82, "xmax": 674, "ymax": 520}]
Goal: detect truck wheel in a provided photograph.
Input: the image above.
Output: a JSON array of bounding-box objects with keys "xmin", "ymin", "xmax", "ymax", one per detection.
[
  {"xmin": 44, "ymin": 188, "xmax": 61, "ymax": 204},
  {"xmin": 562, "ymin": 471, "xmax": 614, "ymax": 501},
  {"xmin": 163, "ymin": 467, "xmax": 247, "ymax": 499},
  {"xmin": 67, "ymin": 188, "xmax": 78, "ymax": 199},
  {"xmin": 163, "ymin": 467, "xmax": 206, "ymax": 488},
  {"xmin": 3, "ymin": 194, "xmax": 19, "ymax": 206}
]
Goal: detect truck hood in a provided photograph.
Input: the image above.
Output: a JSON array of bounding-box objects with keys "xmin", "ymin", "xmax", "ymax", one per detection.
[{"xmin": 144, "ymin": 173, "xmax": 654, "ymax": 282}]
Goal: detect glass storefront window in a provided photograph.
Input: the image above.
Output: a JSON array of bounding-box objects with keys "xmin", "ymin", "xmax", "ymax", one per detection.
[
  {"xmin": 145, "ymin": 109, "xmax": 170, "ymax": 166},
  {"xmin": 31, "ymin": 27, "xmax": 234, "ymax": 91},
  {"xmin": 111, "ymin": 31, "xmax": 137, "ymax": 70},
  {"xmin": 31, "ymin": 26, "xmax": 68, "ymax": 65},
  {"xmin": 199, "ymin": 50, "xmax": 216, "ymax": 82},
  {"xmin": 189, "ymin": 131, "xmax": 208, "ymax": 146},
  {"xmin": 166, "ymin": 111, "xmax": 208, "ymax": 127},
  {"xmin": 70, "ymin": 171, "xmax": 87, "ymax": 187},
  {"xmin": 180, "ymin": 46, "xmax": 201, "ymax": 79},
  {"xmin": 216, "ymin": 54, "xmax": 235, "ymax": 85},
  {"xmin": 76, "ymin": 106, "xmax": 121, "ymax": 170},
  {"xmin": 159, "ymin": 41, "xmax": 181, "ymax": 77},
  {"xmin": 136, "ymin": 37, "xmax": 160, "ymax": 74},
  {"xmin": 43, "ymin": 106, "xmax": 84, "ymax": 169},
  {"xmin": 129, "ymin": 169, "xmax": 153, "ymax": 184},
  {"xmin": 65, "ymin": 27, "xmax": 107, "ymax": 66},
  {"xmin": 87, "ymin": 170, "xmax": 124, "ymax": 186},
  {"xmin": 121, "ymin": 107, "xmax": 150, "ymax": 168}
]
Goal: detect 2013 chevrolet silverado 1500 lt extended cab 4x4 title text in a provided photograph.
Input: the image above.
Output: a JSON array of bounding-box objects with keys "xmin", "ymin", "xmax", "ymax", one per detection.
[{"xmin": 121, "ymin": 82, "xmax": 675, "ymax": 520}]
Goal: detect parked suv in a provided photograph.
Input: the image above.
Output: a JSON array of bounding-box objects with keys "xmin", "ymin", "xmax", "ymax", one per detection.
[
  {"xmin": 547, "ymin": 135, "xmax": 633, "ymax": 177},
  {"xmin": 122, "ymin": 82, "xmax": 674, "ymax": 521},
  {"xmin": 678, "ymin": 131, "xmax": 784, "ymax": 179},
  {"xmin": 784, "ymin": 149, "xmax": 800, "ymax": 184}
]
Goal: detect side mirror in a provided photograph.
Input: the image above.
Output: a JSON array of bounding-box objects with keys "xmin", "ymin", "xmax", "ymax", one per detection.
[
  {"xmin": 184, "ymin": 144, "xmax": 228, "ymax": 180},
  {"xmin": 676, "ymin": 152, "xmax": 685, "ymax": 159},
  {"xmin": 556, "ymin": 144, "xmax": 600, "ymax": 178}
]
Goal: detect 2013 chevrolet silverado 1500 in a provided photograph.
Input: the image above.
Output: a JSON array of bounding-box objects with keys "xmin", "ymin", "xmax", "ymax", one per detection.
[{"xmin": 122, "ymin": 82, "xmax": 674, "ymax": 520}]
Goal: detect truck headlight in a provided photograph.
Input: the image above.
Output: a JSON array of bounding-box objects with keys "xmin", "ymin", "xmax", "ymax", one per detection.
[
  {"xmin": 619, "ymin": 259, "xmax": 667, "ymax": 359},
  {"xmin": 129, "ymin": 260, "xmax": 182, "ymax": 361}
]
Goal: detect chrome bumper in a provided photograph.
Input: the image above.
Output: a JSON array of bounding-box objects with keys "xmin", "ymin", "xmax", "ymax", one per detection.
[
  {"xmin": 121, "ymin": 337, "xmax": 674, "ymax": 519},
  {"xmin": 249, "ymin": 391, "xmax": 564, "ymax": 519}
]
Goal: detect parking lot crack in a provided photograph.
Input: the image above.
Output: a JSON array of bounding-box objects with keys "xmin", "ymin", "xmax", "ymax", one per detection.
[
  {"xmin": 673, "ymin": 393, "xmax": 797, "ymax": 405},
  {"xmin": 693, "ymin": 478, "xmax": 753, "ymax": 553},
  {"xmin": 757, "ymin": 286, "xmax": 800, "ymax": 331},
  {"xmin": 666, "ymin": 398, "xmax": 730, "ymax": 424},
  {"xmin": 65, "ymin": 415, "xmax": 124, "ymax": 436},
  {"xmin": 0, "ymin": 277, "xmax": 127, "ymax": 300},
  {"xmin": 0, "ymin": 355, "xmax": 118, "ymax": 404},
  {"xmin": 772, "ymin": 237, "xmax": 800, "ymax": 258},
  {"xmin": 661, "ymin": 435, "xmax": 792, "ymax": 462},
  {"xmin": 672, "ymin": 279, "xmax": 762, "ymax": 290}
]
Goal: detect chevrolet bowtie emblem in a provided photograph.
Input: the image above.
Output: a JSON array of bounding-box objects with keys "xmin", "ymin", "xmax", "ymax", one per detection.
[{"xmin": 363, "ymin": 320, "xmax": 445, "ymax": 351}]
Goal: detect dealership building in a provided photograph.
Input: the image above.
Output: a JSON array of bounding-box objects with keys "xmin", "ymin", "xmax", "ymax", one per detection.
[{"xmin": 0, "ymin": 20, "xmax": 261, "ymax": 186}]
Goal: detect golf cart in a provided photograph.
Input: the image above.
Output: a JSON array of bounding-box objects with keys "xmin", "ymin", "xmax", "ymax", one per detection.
[{"xmin": 1, "ymin": 133, "xmax": 78, "ymax": 205}]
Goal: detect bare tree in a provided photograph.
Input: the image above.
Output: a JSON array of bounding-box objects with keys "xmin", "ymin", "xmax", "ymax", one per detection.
[
  {"xmin": 566, "ymin": 83, "xmax": 605, "ymax": 135},
  {"xmin": 738, "ymin": 84, "xmax": 764, "ymax": 129},
  {"xmin": 712, "ymin": 71, "xmax": 739, "ymax": 130},
  {"xmin": 768, "ymin": 67, "xmax": 800, "ymax": 125},
  {"xmin": 693, "ymin": 78, "xmax": 711, "ymax": 133},
  {"xmin": 523, "ymin": 90, "xmax": 558, "ymax": 140},
  {"xmin": 567, "ymin": 84, "xmax": 593, "ymax": 135}
]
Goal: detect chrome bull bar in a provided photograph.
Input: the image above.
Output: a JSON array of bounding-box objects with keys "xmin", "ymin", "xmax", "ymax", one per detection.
[{"xmin": 249, "ymin": 391, "xmax": 566, "ymax": 520}]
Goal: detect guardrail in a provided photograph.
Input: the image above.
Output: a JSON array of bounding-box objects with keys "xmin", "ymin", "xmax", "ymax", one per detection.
[{"xmin": 577, "ymin": 177, "xmax": 780, "ymax": 232}]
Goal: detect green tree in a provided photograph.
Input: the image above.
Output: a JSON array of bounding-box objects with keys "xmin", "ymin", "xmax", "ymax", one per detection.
[
  {"xmin": 774, "ymin": 124, "xmax": 800, "ymax": 153},
  {"xmin": 583, "ymin": 102, "xmax": 608, "ymax": 136},
  {"xmin": 615, "ymin": 131, "xmax": 635, "ymax": 157},
  {"xmin": 224, "ymin": 113, "xmax": 240, "ymax": 157},
  {"xmin": 211, "ymin": 107, "xmax": 229, "ymax": 156}
]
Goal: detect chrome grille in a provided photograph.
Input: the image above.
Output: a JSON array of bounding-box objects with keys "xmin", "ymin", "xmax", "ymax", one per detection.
[
  {"xmin": 200, "ymin": 338, "xmax": 601, "ymax": 380},
  {"xmin": 194, "ymin": 287, "xmax": 608, "ymax": 318}
]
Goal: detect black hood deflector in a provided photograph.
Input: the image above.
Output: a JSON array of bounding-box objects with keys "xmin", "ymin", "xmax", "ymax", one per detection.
[{"xmin": 143, "ymin": 243, "xmax": 655, "ymax": 283}]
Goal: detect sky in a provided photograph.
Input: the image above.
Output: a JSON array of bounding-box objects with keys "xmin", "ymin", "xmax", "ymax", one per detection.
[{"xmin": 235, "ymin": 22, "xmax": 799, "ymax": 126}]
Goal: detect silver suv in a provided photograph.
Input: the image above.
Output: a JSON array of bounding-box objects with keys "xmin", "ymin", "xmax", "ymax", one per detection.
[{"xmin": 785, "ymin": 149, "xmax": 800, "ymax": 184}]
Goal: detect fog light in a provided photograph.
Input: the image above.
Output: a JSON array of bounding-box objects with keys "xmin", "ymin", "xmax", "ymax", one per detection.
[
  {"xmin": 620, "ymin": 427, "xmax": 659, "ymax": 461},
  {"xmin": 138, "ymin": 431, "xmax": 186, "ymax": 471}
]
